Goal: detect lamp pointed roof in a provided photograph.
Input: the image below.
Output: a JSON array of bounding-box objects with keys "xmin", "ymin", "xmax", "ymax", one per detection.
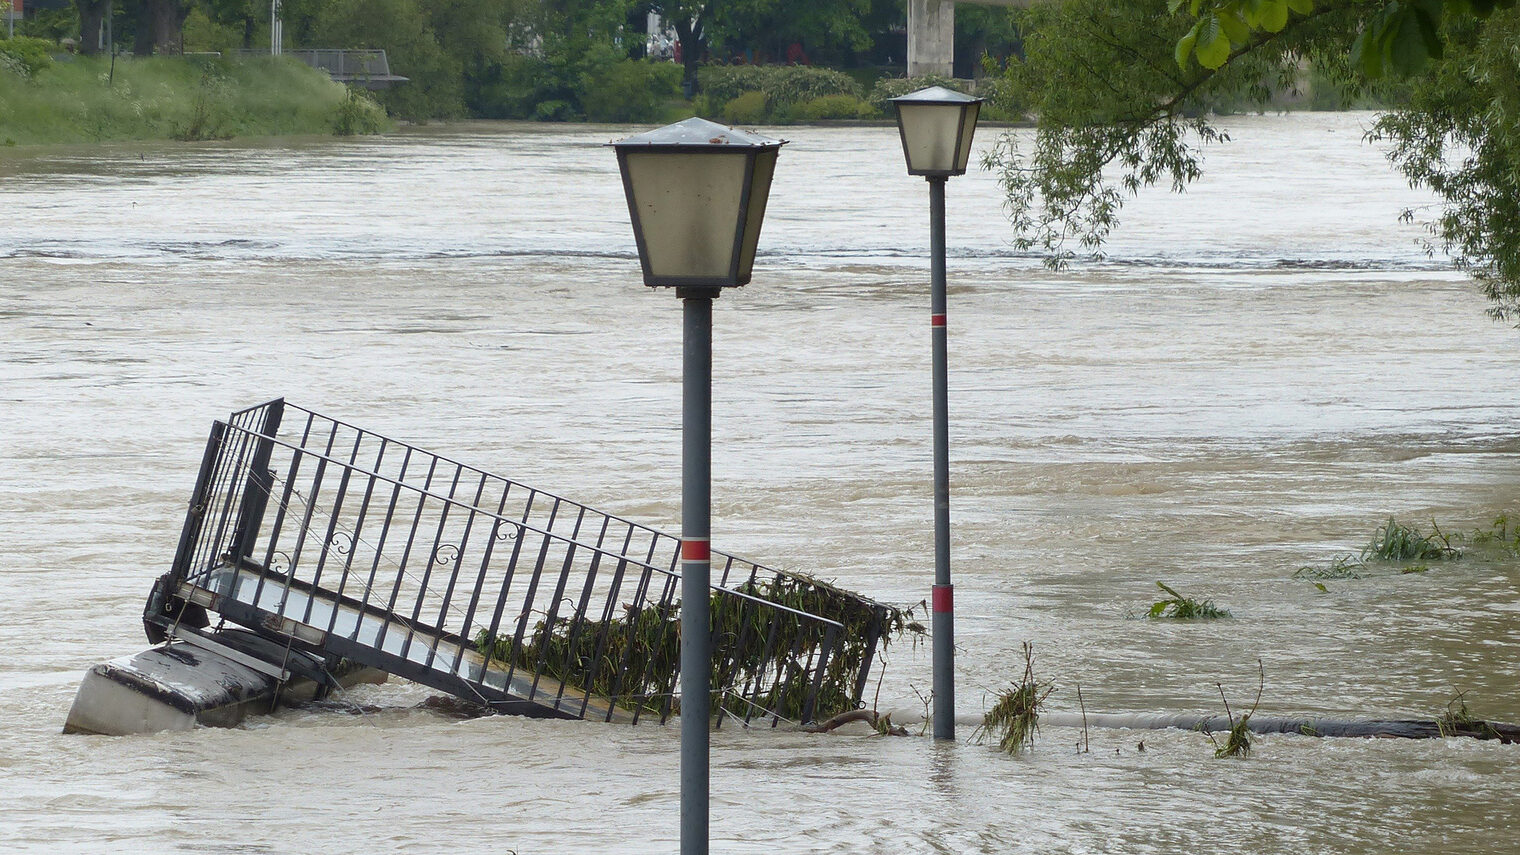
[
  {"xmin": 610, "ymin": 117, "xmax": 785, "ymax": 150},
  {"xmin": 890, "ymin": 85, "xmax": 984, "ymax": 105}
]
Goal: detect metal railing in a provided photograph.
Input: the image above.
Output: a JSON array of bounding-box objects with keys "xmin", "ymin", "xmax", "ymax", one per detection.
[
  {"xmin": 284, "ymin": 49, "xmax": 393, "ymax": 79},
  {"xmin": 150, "ymin": 400, "xmax": 895, "ymax": 726},
  {"xmin": 238, "ymin": 49, "xmax": 407, "ymax": 86}
]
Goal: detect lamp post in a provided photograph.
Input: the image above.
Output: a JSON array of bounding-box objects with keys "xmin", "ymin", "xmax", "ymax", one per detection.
[
  {"xmin": 890, "ymin": 85, "xmax": 982, "ymax": 742},
  {"xmin": 611, "ymin": 117, "xmax": 784, "ymax": 855}
]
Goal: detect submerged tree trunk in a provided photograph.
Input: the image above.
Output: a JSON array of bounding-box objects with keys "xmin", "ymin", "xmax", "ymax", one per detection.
[
  {"xmin": 1038, "ymin": 712, "xmax": 1520, "ymax": 743},
  {"xmin": 76, "ymin": 0, "xmax": 109, "ymax": 55},
  {"xmin": 881, "ymin": 708, "xmax": 1520, "ymax": 743}
]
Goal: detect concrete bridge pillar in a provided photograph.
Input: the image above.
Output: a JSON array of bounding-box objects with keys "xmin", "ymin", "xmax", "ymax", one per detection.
[{"xmin": 907, "ymin": 0, "xmax": 955, "ymax": 77}]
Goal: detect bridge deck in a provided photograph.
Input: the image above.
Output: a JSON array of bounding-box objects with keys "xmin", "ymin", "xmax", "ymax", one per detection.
[{"xmin": 180, "ymin": 564, "xmax": 634, "ymax": 722}]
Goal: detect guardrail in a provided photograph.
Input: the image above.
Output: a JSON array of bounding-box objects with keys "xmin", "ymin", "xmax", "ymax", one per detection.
[
  {"xmin": 239, "ymin": 49, "xmax": 408, "ymax": 88},
  {"xmin": 148, "ymin": 400, "xmax": 897, "ymax": 726}
]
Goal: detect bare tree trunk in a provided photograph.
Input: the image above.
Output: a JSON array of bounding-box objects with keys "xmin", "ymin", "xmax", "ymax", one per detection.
[
  {"xmin": 76, "ymin": 0, "xmax": 109, "ymax": 55},
  {"xmin": 673, "ymin": 13, "xmax": 705, "ymax": 98},
  {"xmin": 132, "ymin": 0, "xmax": 182, "ymax": 56}
]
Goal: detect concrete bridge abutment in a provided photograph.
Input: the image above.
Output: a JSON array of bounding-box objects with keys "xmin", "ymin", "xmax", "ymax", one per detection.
[{"xmin": 907, "ymin": 0, "xmax": 1028, "ymax": 79}]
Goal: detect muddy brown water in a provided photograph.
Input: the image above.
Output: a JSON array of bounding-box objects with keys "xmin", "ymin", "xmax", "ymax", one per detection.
[{"xmin": 2, "ymin": 114, "xmax": 1517, "ymax": 853}]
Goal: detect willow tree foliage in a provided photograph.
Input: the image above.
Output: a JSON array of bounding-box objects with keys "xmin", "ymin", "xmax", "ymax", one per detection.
[{"xmin": 991, "ymin": 0, "xmax": 1520, "ymax": 319}]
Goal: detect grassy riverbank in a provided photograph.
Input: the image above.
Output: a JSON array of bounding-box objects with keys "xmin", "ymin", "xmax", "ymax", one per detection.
[{"xmin": 0, "ymin": 50, "xmax": 388, "ymax": 146}]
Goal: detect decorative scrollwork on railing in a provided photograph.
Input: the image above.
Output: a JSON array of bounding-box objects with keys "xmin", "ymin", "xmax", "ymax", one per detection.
[
  {"xmin": 270, "ymin": 550, "xmax": 292, "ymax": 575},
  {"xmin": 493, "ymin": 520, "xmax": 523, "ymax": 542},
  {"xmin": 328, "ymin": 530, "xmax": 354, "ymax": 556},
  {"xmin": 430, "ymin": 543, "xmax": 461, "ymax": 569}
]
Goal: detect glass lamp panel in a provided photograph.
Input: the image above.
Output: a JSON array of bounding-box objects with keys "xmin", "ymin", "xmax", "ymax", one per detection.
[
  {"xmin": 897, "ymin": 102, "xmax": 965, "ymax": 175},
  {"xmin": 735, "ymin": 148, "xmax": 777, "ymax": 285},
  {"xmin": 624, "ymin": 149, "xmax": 747, "ymax": 282},
  {"xmin": 953, "ymin": 102, "xmax": 981, "ymax": 173}
]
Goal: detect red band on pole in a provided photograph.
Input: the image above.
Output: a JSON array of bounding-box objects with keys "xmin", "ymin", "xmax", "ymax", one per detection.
[
  {"xmin": 931, "ymin": 314, "xmax": 946, "ymax": 328},
  {"xmin": 682, "ymin": 538, "xmax": 710, "ymax": 562},
  {"xmin": 932, "ymin": 584, "xmax": 953, "ymax": 613}
]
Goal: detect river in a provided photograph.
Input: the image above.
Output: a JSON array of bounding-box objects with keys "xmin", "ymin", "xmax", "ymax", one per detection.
[{"xmin": 2, "ymin": 112, "xmax": 1517, "ymax": 853}]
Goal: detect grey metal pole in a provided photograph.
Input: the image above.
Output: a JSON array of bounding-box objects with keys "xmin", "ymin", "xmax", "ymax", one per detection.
[
  {"xmin": 680, "ymin": 290, "xmax": 714, "ymax": 855},
  {"xmin": 928, "ymin": 176, "xmax": 955, "ymax": 742}
]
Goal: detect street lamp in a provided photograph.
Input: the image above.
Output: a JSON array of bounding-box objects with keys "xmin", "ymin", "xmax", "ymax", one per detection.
[
  {"xmin": 611, "ymin": 117, "xmax": 784, "ymax": 855},
  {"xmin": 890, "ymin": 85, "xmax": 982, "ymax": 742}
]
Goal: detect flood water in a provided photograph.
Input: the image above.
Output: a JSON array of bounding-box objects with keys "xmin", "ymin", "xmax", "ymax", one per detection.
[{"xmin": 2, "ymin": 112, "xmax": 1518, "ymax": 853}]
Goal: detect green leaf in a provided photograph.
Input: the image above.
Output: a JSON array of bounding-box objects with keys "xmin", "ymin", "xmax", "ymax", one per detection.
[
  {"xmin": 1412, "ymin": 2, "xmax": 1444, "ymax": 59},
  {"xmin": 1219, "ymin": 9, "xmax": 1250, "ymax": 44},
  {"xmin": 1350, "ymin": 25, "xmax": 1380, "ymax": 78},
  {"xmin": 1195, "ymin": 15, "xmax": 1232, "ymax": 67},
  {"xmin": 1168, "ymin": 0, "xmax": 1190, "ymax": 13},
  {"xmin": 1175, "ymin": 20, "xmax": 1202, "ymax": 68},
  {"xmin": 1259, "ymin": 0, "xmax": 1289, "ymax": 30},
  {"xmin": 1389, "ymin": 7, "xmax": 1430, "ymax": 76},
  {"xmin": 1286, "ymin": 0, "xmax": 1313, "ymax": 13}
]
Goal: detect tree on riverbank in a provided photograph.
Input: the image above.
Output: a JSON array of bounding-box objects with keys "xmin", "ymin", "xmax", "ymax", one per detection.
[
  {"xmin": 70, "ymin": 0, "xmax": 187, "ymax": 55},
  {"xmin": 990, "ymin": 0, "xmax": 1520, "ymax": 318}
]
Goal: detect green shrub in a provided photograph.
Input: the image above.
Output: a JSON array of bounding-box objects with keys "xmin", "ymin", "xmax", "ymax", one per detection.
[
  {"xmin": 0, "ymin": 36, "xmax": 56, "ymax": 78},
  {"xmin": 16, "ymin": 8, "xmax": 73, "ymax": 42},
  {"xmin": 181, "ymin": 7, "xmax": 243, "ymax": 57},
  {"xmin": 534, "ymin": 99, "xmax": 574, "ymax": 121},
  {"xmin": 697, "ymin": 65, "xmax": 772, "ymax": 105},
  {"xmin": 698, "ymin": 64, "xmax": 863, "ymax": 120},
  {"xmin": 171, "ymin": 65, "xmax": 235, "ymax": 141},
  {"xmin": 764, "ymin": 65, "xmax": 862, "ymax": 105},
  {"xmin": 794, "ymin": 93, "xmax": 877, "ymax": 121},
  {"xmin": 720, "ymin": 90, "xmax": 769, "ymax": 125},
  {"xmin": 471, "ymin": 54, "xmax": 557, "ymax": 119},
  {"xmin": 333, "ymin": 88, "xmax": 388, "ymax": 135},
  {"xmin": 976, "ymin": 75, "xmax": 1028, "ymax": 121},
  {"xmin": 580, "ymin": 56, "xmax": 681, "ymax": 123},
  {"xmin": 0, "ymin": 54, "xmax": 391, "ymax": 145}
]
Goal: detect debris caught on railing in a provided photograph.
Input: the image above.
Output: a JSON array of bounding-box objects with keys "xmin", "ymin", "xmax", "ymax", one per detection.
[{"xmin": 67, "ymin": 400, "xmax": 904, "ymax": 735}]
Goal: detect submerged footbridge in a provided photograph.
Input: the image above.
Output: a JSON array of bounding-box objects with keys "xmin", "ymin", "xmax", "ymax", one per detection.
[{"xmin": 142, "ymin": 400, "xmax": 899, "ymax": 727}]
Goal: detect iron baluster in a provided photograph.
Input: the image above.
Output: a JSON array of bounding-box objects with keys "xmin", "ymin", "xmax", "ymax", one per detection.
[
  {"xmin": 376, "ymin": 456, "xmax": 439, "ymax": 655},
  {"xmin": 501, "ymin": 497, "xmax": 561, "ymax": 697},
  {"xmin": 528, "ymin": 507, "xmax": 587, "ymax": 699},
  {"xmin": 400, "ymin": 462, "xmax": 464, "ymax": 664},
  {"xmin": 168, "ymin": 421, "xmax": 227, "ymax": 586}
]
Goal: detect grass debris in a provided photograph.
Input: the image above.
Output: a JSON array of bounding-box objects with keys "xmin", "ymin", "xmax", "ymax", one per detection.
[
  {"xmin": 1292, "ymin": 554, "xmax": 1366, "ymax": 581},
  {"xmin": 1207, "ymin": 660, "xmax": 1264, "ymax": 759},
  {"xmin": 1293, "ymin": 516, "xmax": 1465, "ymax": 581},
  {"xmin": 1363, "ymin": 517, "xmax": 1459, "ymax": 562},
  {"xmin": 473, "ymin": 571, "xmax": 905, "ymax": 723},
  {"xmin": 976, "ymin": 642, "xmax": 1054, "ymax": 755},
  {"xmin": 1147, "ymin": 582, "xmax": 1232, "ymax": 619},
  {"xmin": 1436, "ymin": 689, "xmax": 1501, "ymax": 739},
  {"xmin": 1462, "ymin": 513, "xmax": 1520, "ymax": 555}
]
